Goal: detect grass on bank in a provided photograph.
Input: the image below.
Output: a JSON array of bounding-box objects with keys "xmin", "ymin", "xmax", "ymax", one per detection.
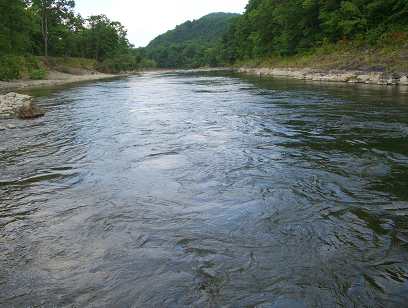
[
  {"xmin": 0, "ymin": 54, "xmax": 157, "ymax": 81},
  {"xmin": 0, "ymin": 55, "xmax": 47, "ymax": 81},
  {"xmin": 45, "ymin": 57, "xmax": 97, "ymax": 74},
  {"xmin": 236, "ymin": 32, "xmax": 408, "ymax": 73},
  {"xmin": 0, "ymin": 55, "xmax": 95, "ymax": 81},
  {"xmin": 0, "ymin": 55, "xmax": 97, "ymax": 81}
]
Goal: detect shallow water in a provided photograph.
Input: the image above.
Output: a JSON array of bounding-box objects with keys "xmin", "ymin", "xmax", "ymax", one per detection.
[{"xmin": 1, "ymin": 72, "xmax": 408, "ymax": 307}]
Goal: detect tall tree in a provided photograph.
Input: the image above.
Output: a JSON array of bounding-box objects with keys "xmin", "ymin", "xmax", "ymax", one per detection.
[
  {"xmin": 31, "ymin": 0, "xmax": 75, "ymax": 58},
  {"xmin": 85, "ymin": 15, "xmax": 129, "ymax": 61},
  {"xmin": 0, "ymin": 0, "xmax": 30, "ymax": 55}
]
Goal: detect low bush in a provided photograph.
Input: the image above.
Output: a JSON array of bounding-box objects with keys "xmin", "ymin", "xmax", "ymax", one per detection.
[
  {"xmin": 96, "ymin": 54, "xmax": 138, "ymax": 73},
  {"xmin": 138, "ymin": 58, "xmax": 157, "ymax": 69},
  {"xmin": 43, "ymin": 56, "xmax": 97, "ymax": 71},
  {"xmin": 0, "ymin": 55, "xmax": 24, "ymax": 80},
  {"xmin": 97, "ymin": 54, "xmax": 157, "ymax": 73},
  {"xmin": 29, "ymin": 68, "xmax": 47, "ymax": 80},
  {"xmin": 0, "ymin": 55, "xmax": 48, "ymax": 81}
]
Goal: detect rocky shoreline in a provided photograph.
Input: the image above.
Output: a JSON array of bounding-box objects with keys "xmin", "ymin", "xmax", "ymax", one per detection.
[
  {"xmin": 238, "ymin": 67, "xmax": 408, "ymax": 86},
  {"xmin": 0, "ymin": 70, "xmax": 120, "ymax": 93}
]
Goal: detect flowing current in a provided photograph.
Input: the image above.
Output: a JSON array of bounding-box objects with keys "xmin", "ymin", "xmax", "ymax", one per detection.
[{"xmin": 1, "ymin": 71, "xmax": 408, "ymax": 307}]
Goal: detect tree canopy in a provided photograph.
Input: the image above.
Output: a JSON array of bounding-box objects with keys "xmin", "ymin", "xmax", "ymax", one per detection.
[
  {"xmin": 220, "ymin": 0, "xmax": 408, "ymax": 63},
  {"xmin": 0, "ymin": 0, "xmax": 154, "ymax": 78},
  {"xmin": 0, "ymin": 0, "xmax": 31, "ymax": 55}
]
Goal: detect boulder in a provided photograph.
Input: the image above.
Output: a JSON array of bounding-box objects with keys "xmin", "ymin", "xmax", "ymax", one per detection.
[
  {"xmin": 15, "ymin": 100, "xmax": 45, "ymax": 119},
  {"xmin": 400, "ymin": 75, "xmax": 408, "ymax": 86},
  {"xmin": 0, "ymin": 92, "xmax": 45, "ymax": 119}
]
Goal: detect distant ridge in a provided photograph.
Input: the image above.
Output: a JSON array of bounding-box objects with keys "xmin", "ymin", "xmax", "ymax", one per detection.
[
  {"xmin": 147, "ymin": 13, "xmax": 240, "ymax": 48},
  {"xmin": 145, "ymin": 12, "xmax": 240, "ymax": 68}
]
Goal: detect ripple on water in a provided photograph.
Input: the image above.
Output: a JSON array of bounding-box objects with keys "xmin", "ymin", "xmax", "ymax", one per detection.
[{"xmin": 1, "ymin": 72, "xmax": 408, "ymax": 307}]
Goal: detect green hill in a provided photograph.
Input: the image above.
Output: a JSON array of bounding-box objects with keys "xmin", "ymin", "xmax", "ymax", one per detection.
[
  {"xmin": 148, "ymin": 12, "xmax": 239, "ymax": 48},
  {"xmin": 220, "ymin": 0, "xmax": 408, "ymax": 72},
  {"xmin": 145, "ymin": 13, "xmax": 239, "ymax": 68}
]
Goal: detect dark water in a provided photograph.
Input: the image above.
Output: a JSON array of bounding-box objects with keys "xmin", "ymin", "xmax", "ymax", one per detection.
[{"xmin": 1, "ymin": 72, "xmax": 408, "ymax": 307}]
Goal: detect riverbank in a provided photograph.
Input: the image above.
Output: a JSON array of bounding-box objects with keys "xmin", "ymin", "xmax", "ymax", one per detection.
[
  {"xmin": 235, "ymin": 37, "xmax": 408, "ymax": 87},
  {"xmin": 0, "ymin": 70, "xmax": 122, "ymax": 93},
  {"xmin": 238, "ymin": 67, "xmax": 408, "ymax": 86}
]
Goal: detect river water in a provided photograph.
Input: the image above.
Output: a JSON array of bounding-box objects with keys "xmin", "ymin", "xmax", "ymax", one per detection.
[{"xmin": 1, "ymin": 71, "xmax": 408, "ymax": 307}]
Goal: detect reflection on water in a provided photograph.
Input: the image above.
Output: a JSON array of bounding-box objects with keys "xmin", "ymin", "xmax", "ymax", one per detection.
[{"xmin": 1, "ymin": 72, "xmax": 408, "ymax": 307}]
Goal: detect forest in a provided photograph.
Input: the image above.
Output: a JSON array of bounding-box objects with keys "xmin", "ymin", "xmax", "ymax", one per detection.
[
  {"xmin": 1, "ymin": 0, "xmax": 408, "ymax": 80},
  {"xmin": 220, "ymin": 0, "xmax": 408, "ymax": 69},
  {"xmin": 145, "ymin": 13, "xmax": 238, "ymax": 68},
  {"xmin": 144, "ymin": 0, "xmax": 408, "ymax": 70},
  {"xmin": 0, "ymin": 0, "xmax": 154, "ymax": 80}
]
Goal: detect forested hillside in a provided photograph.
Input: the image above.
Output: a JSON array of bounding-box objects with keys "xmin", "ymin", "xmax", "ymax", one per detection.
[
  {"xmin": 220, "ymin": 0, "xmax": 408, "ymax": 71},
  {"xmin": 145, "ymin": 13, "xmax": 239, "ymax": 68},
  {"xmin": 0, "ymin": 0, "xmax": 154, "ymax": 80},
  {"xmin": 144, "ymin": 0, "xmax": 408, "ymax": 71},
  {"xmin": 2, "ymin": 0, "xmax": 407, "ymax": 77}
]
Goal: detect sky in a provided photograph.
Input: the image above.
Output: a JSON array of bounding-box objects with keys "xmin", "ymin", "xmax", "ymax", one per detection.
[{"xmin": 75, "ymin": 0, "xmax": 249, "ymax": 47}]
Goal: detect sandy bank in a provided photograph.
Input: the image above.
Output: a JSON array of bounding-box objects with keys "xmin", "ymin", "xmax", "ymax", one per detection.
[
  {"xmin": 0, "ymin": 70, "xmax": 122, "ymax": 93},
  {"xmin": 238, "ymin": 67, "xmax": 408, "ymax": 86}
]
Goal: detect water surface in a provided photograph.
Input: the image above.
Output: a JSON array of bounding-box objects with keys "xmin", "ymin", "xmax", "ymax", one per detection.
[{"xmin": 1, "ymin": 72, "xmax": 408, "ymax": 307}]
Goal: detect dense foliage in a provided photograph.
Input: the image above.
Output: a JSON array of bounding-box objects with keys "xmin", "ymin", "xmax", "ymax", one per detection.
[
  {"xmin": 145, "ymin": 13, "xmax": 239, "ymax": 68},
  {"xmin": 1, "ymin": 0, "xmax": 407, "ymax": 77},
  {"xmin": 0, "ymin": 0, "xmax": 32, "ymax": 56},
  {"xmin": 0, "ymin": 0, "xmax": 154, "ymax": 79},
  {"xmin": 144, "ymin": 0, "xmax": 408, "ymax": 69},
  {"xmin": 221, "ymin": 0, "xmax": 408, "ymax": 63}
]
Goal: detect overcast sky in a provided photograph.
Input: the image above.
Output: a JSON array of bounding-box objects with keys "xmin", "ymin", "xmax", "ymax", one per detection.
[{"xmin": 75, "ymin": 0, "xmax": 248, "ymax": 47}]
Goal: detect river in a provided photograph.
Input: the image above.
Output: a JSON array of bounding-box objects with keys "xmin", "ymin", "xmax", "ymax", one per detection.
[{"xmin": 1, "ymin": 71, "xmax": 408, "ymax": 307}]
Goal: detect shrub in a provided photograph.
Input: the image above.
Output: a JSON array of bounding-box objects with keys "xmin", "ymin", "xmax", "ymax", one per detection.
[
  {"xmin": 96, "ymin": 54, "xmax": 138, "ymax": 73},
  {"xmin": 0, "ymin": 55, "xmax": 24, "ymax": 81},
  {"xmin": 25, "ymin": 55, "xmax": 42, "ymax": 70},
  {"xmin": 29, "ymin": 68, "xmax": 47, "ymax": 80},
  {"xmin": 0, "ymin": 55, "xmax": 49, "ymax": 81},
  {"xmin": 139, "ymin": 58, "xmax": 157, "ymax": 69}
]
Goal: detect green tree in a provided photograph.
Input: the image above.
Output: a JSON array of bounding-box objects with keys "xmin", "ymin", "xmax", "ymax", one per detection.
[
  {"xmin": 0, "ymin": 0, "xmax": 31, "ymax": 55},
  {"xmin": 85, "ymin": 15, "xmax": 130, "ymax": 61},
  {"xmin": 30, "ymin": 0, "xmax": 75, "ymax": 58},
  {"xmin": 221, "ymin": 0, "xmax": 408, "ymax": 63}
]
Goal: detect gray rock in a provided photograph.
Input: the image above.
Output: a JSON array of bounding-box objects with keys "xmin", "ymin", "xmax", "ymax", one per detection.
[
  {"xmin": 238, "ymin": 68, "xmax": 408, "ymax": 86},
  {"xmin": 400, "ymin": 75, "xmax": 408, "ymax": 85},
  {"xmin": 16, "ymin": 101, "xmax": 45, "ymax": 119},
  {"xmin": 0, "ymin": 92, "xmax": 45, "ymax": 119},
  {"xmin": 6, "ymin": 124, "xmax": 16, "ymax": 129}
]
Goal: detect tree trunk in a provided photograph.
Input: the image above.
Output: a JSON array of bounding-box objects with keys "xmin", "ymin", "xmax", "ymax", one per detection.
[
  {"xmin": 40, "ymin": 1, "xmax": 49, "ymax": 60},
  {"xmin": 95, "ymin": 36, "xmax": 99, "ymax": 62},
  {"xmin": 44, "ymin": 13, "xmax": 48, "ymax": 59}
]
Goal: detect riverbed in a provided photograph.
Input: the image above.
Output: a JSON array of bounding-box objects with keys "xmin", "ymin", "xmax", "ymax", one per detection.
[{"xmin": 1, "ymin": 71, "xmax": 408, "ymax": 307}]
